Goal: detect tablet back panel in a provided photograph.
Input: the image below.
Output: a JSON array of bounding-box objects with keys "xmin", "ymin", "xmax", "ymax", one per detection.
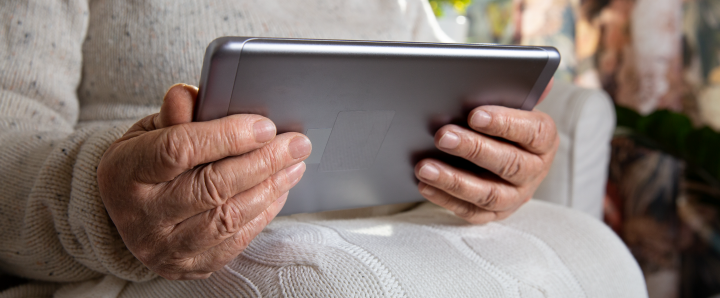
[{"xmin": 195, "ymin": 37, "xmax": 560, "ymax": 215}]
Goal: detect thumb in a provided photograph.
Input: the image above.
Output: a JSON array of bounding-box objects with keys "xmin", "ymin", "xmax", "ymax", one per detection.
[{"xmin": 154, "ymin": 83, "xmax": 199, "ymax": 129}]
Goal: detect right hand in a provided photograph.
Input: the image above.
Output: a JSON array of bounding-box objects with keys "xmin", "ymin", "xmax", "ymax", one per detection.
[{"xmin": 97, "ymin": 84, "xmax": 311, "ymax": 280}]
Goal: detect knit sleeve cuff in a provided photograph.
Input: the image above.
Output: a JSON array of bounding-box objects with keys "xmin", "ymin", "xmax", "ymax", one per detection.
[{"xmin": 66, "ymin": 121, "xmax": 158, "ymax": 282}]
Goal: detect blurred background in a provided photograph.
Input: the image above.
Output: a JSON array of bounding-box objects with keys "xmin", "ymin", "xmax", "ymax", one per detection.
[{"xmin": 428, "ymin": 0, "xmax": 720, "ymax": 297}]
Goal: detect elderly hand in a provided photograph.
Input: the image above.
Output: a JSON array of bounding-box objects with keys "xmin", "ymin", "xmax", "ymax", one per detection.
[
  {"xmin": 415, "ymin": 86, "xmax": 559, "ymax": 224},
  {"xmin": 97, "ymin": 84, "xmax": 311, "ymax": 280}
]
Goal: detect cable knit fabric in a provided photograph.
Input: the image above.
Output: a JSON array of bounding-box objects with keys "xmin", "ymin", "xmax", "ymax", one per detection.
[
  {"xmin": 0, "ymin": 0, "xmax": 646, "ymax": 297},
  {"xmin": 4, "ymin": 201, "xmax": 648, "ymax": 298}
]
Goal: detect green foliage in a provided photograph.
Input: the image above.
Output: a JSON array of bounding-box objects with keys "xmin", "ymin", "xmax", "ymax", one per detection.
[
  {"xmin": 616, "ymin": 105, "xmax": 720, "ymax": 184},
  {"xmin": 615, "ymin": 105, "xmax": 642, "ymax": 128},
  {"xmin": 686, "ymin": 127, "xmax": 720, "ymax": 180},
  {"xmin": 428, "ymin": 0, "xmax": 473, "ymax": 17},
  {"xmin": 638, "ymin": 110, "xmax": 694, "ymax": 156}
]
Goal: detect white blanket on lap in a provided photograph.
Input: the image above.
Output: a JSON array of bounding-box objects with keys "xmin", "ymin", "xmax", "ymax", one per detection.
[{"xmin": 7, "ymin": 201, "xmax": 646, "ymax": 297}]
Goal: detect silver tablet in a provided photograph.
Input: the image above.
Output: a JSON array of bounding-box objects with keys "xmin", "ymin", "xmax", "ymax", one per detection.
[{"xmin": 194, "ymin": 37, "xmax": 560, "ymax": 215}]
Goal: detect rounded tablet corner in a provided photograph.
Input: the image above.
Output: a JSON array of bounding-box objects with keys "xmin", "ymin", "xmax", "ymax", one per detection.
[
  {"xmin": 541, "ymin": 46, "xmax": 561, "ymax": 72},
  {"xmin": 519, "ymin": 46, "xmax": 562, "ymax": 111},
  {"xmin": 206, "ymin": 37, "xmax": 234, "ymax": 55},
  {"xmin": 195, "ymin": 37, "xmax": 256, "ymax": 122},
  {"xmin": 206, "ymin": 37, "xmax": 255, "ymax": 57}
]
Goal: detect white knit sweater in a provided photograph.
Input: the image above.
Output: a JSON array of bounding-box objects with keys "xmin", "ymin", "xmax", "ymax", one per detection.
[{"xmin": 0, "ymin": 0, "xmax": 646, "ymax": 297}]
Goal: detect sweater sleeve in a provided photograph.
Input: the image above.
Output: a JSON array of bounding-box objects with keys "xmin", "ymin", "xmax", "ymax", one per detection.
[{"xmin": 0, "ymin": 0, "xmax": 156, "ymax": 282}]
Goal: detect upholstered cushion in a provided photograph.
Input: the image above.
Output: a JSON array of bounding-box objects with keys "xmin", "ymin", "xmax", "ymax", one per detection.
[{"xmin": 534, "ymin": 81, "xmax": 615, "ymax": 219}]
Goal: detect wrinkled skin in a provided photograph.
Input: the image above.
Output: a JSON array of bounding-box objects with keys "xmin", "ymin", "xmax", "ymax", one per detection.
[
  {"xmin": 98, "ymin": 84, "xmax": 311, "ymax": 280},
  {"xmin": 414, "ymin": 80, "xmax": 558, "ymax": 224},
  {"xmin": 98, "ymin": 81, "xmax": 557, "ymax": 280}
]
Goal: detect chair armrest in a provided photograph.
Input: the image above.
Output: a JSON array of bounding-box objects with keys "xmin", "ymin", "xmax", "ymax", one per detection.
[{"xmin": 533, "ymin": 81, "xmax": 615, "ymax": 219}]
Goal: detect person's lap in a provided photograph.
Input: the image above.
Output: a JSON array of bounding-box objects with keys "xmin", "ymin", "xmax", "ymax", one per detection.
[{"xmin": 27, "ymin": 200, "xmax": 645, "ymax": 298}]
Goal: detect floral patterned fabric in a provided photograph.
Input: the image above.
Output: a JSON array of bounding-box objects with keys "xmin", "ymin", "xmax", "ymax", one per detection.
[
  {"xmin": 686, "ymin": 0, "xmax": 720, "ymax": 131},
  {"xmin": 465, "ymin": 1, "xmax": 720, "ymax": 297},
  {"xmin": 465, "ymin": 0, "xmax": 720, "ymax": 117},
  {"xmin": 465, "ymin": 0, "xmax": 579, "ymax": 82},
  {"xmin": 606, "ymin": 137, "xmax": 684, "ymax": 298}
]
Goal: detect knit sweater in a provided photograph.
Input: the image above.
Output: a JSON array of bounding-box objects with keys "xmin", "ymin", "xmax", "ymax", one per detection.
[{"xmin": 0, "ymin": 0, "xmax": 646, "ymax": 297}]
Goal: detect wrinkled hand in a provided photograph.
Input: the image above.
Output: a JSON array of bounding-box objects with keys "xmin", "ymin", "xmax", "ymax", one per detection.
[
  {"xmin": 415, "ymin": 87, "xmax": 559, "ymax": 224},
  {"xmin": 97, "ymin": 84, "xmax": 311, "ymax": 280}
]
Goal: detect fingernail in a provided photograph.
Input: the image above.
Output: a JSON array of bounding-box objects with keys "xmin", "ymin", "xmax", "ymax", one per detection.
[
  {"xmin": 289, "ymin": 136, "xmax": 312, "ymax": 159},
  {"xmin": 253, "ymin": 119, "xmax": 276, "ymax": 143},
  {"xmin": 420, "ymin": 183, "xmax": 436, "ymax": 196},
  {"xmin": 419, "ymin": 164, "xmax": 440, "ymax": 181},
  {"xmin": 276, "ymin": 192, "xmax": 289, "ymax": 204},
  {"xmin": 470, "ymin": 110, "xmax": 492, "ymax": 128},
  {"xmin": 182, "ymin": 84, "xmax": 199, "ymax": 96},
  {"xmin": 182, "ymin": 84, "xmax": 199, "ymax": 92},
  {"xmin": 285, "ymin": 162, "xmax": 306, "ymax": 184},
  {"xmin": 438, "ymin": 131, "xmax": 460, "ymax": 149}
]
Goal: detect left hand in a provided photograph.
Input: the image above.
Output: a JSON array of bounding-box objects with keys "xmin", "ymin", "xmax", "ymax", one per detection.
[{"xmin": 414, "ymin": 102, "xmax": 559, "ymax": 224}]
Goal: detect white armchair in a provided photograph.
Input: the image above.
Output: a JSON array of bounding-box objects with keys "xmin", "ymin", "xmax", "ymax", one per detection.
[{"xmin": 534, "ymin": 80, "xmax": 616, "ymax": 219}]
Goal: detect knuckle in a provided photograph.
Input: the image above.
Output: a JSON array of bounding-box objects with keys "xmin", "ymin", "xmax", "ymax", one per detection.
[
  {"xmin": 197, "ymin": 164, "xmax": 231, "ymax": 206},
  {"xmin": 212, "ymin": 204, "xmax": 245, "ymax": 238},
  {"xmin": 445, "ymin": 172, "xmax": 467, "ymax": 195},
  {"xmin": 159, "ymin": 126, "xmax": 195, "ymax": 169},
  {"xmin": 528, "ymin": 115, "xmax": 556, "ymax": 151},
  {"xmin": 231, "ymin": 229, "xmax": 255, "ymax": 251},
  {"xmin": 501, "ymin": 118, "xmax": 514, "ymax": 137},
  {"xmin": 465, "ymin": 138, "xmax": 486, "ymax": 161},
  {"xmin": 466, "ymin": 216, "xmax": 488, "ymax": 225},
  {"xmin": 454, "ymin": 203, "xmax": 478, "ymax": 220},
  {"xmin": 499, "ymin": 151, "xmax": 523, "ymax": 180},
  {"xmin": 260, "ymin": 208, "xmax": 276, "ymax": 227},
  {"xmin": 263, "ymin": 172, "xmax": 287, "ymax": 194},
  {"xmin": 528, "ymin": 123, "xmax": 544, "ymax": 149},
  {"xmin": 271, "ymin": 177, "xmax": 286, "ymax": 194},
  {"xmin": 257, "ymin": 146, "xmax": 282, "ymax": 173},
  {"xmin": 477, "ymin": 184, "xmax": 501, "ymax": 210}
]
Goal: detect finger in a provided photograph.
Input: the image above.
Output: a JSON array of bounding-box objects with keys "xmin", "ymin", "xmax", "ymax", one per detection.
[
  {"xmin": 415, "ymin": 159, "xmax": 521, "ymax": 211},
  {"xmin": 119, "ymin": 84, "xmax": 199, "ymax": 141},
  {"xmin": 155, "ymin": 84, "xmax": 199, "ymax": 129},
  {"xmin": 148, "ymin": 191, "xmax": 290, "ymax": 281},
  {"xmin": 467, "ymin": 106, "xmax": 557, "ymax": 154},
  {"xmin": 156, "ymin": 133, "xmax": 311, "ymax": 219},
  {"xmin": 167, "ymin": 162, "xmax": 303, "ymax": 257},
  {"xmin": 433, "ymin": 124, "xmax": 545, "ymax": 185},
  {"xmin": 418, "ymin": 182, "xmax": 522, "ymax": 224},
  {"xmin": 129, "ymin": 113, "xmax": 279, "ymax": 184},
  {"xmin": 181, "ymin": 191, "xmax": 289, "ymax": 278}
]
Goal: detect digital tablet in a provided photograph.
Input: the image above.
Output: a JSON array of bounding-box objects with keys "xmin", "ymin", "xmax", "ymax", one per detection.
[{"xmin": 194, "ymin": 37, "xmax": 560, "ymax": 215}]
